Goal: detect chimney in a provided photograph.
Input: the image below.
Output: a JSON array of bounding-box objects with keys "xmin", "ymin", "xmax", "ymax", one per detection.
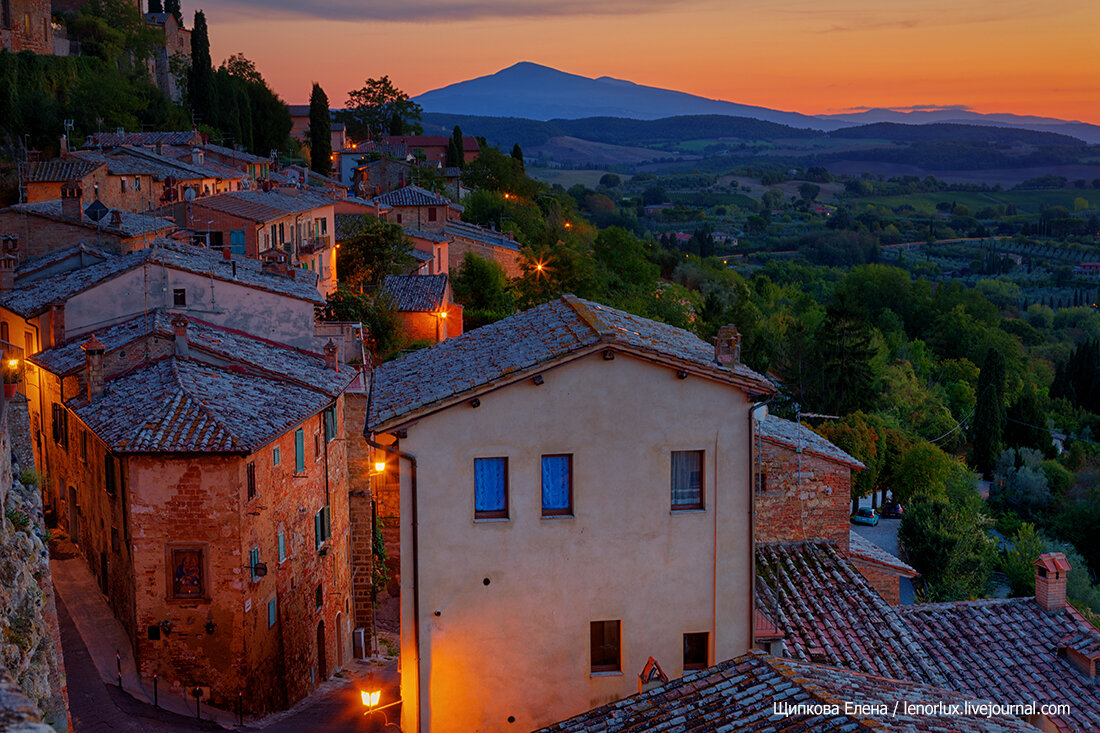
[
  {"xmin": 155, "ymin": 141, "xmax": 163, "ymax": 156},
  {"xmin": 59, "ymin": 134, "xmax": 68, "ymax": 156},
  {"xmin": 222, "ymin": 244, "xmax": 231, "ymax": 260},
  {"xmin": 83, "ymin": 334, "xmax": 105, "ymax": 401},
  {"xmin": 60, "ymin": 181, "xmax": 83, "ymax": 221},
  {"xmin": 714, "ymin": 324, "xmax": 742, "ymax": 367},
  {"xmin": 1035, "ymin": 552, "xmax": 1071, "ymax": 612},
  {"xmin": 172, "ymin": 316, "xmax": 189, "ymax": 359},
  {"xmin": 109, "ymin": 210, "xmax": 122, "ymax": 229},
  {"xmin": 0, "ymin": 254, "xmax": 15, "ymax": 291},
  {"xmin": 50, "ymin": 300, "xmax": 65, "ymax": 348},
  {"xmin": 323, "ymin": 339, "xmax": 339, "ymax": 371},
  {"xmin": 191, "ymin": 147, "xmax": 204, "ymax": 167}
]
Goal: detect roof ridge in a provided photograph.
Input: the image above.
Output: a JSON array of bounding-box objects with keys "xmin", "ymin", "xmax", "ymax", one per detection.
[
  {"xmin": 561, "ymin": 294, "xmax": 610, "ymax": 339},
  {"xmin": 169, "ymin": 358, "xmax": 244, "ymax": 450}
]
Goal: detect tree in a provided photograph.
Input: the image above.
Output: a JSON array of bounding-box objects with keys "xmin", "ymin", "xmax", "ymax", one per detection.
[
  {"xmin": 451, "ymin": 253, "xmax": 514, "ymax": 328},
  {"xmin": 308, "ymin": 83, "xmax": 332, "ymax": 176},
  {"xmin": 599, "ymin": 173, "xmax": 621, "ymax": 189},
  {"xmin": 164, "ymin": 0, "xmax": 182, "ymax": 23},
  {"xmin": 188, "ymin": 10, "xmax": 216, "ymax": 125},
  {"xmin": 511, "ymin": 143, "xmax": 524, "ymax": 169},
  {"xmin": 148, "ymin": 0, "xmax": 163, "ymax": 12},
  {"xmin": 799, "ymin": 182, "xmax": 820, "ymax": 202},
  {"xmin": 1000, "ymin": 523, "xmax": 1045, "ymax": 597},
  {"xmin": 335, "ymin": 215, "xmax": 415, "ymax": 293},
  {"xmin": 342, "ymin": 76, "xmax": 422, "ymax": 139},
  {"xmin": 444, "ymin": 125, "xmax": 465, "ymax": 169},
  {"xmin": 972, "ymin": 346, "xmax": 1007, "ymax": 477}
]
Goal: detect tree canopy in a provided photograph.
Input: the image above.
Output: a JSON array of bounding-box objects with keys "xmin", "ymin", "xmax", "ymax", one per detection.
[{"xmin": 342, "ymin": 76, "xmax": 422, "ymax": 139}]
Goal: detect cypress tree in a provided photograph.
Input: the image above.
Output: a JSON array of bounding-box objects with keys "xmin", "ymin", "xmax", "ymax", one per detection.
[
  {"xmin": 972, "ymin": 347, "xmax": 1007, "ymax": 477},
  {"xmin": 149, "ymin": 0, "xmax": 164, "ymax": 13},
  {"xmin": 164, "ymin": 0, "xmax": 182, "ymax": 23},
  {"xmin": 308, "ymin": 83, "xmax": 332, "ymax": 176},
  {"xmin": 511, "ymin": 143, "xmax": 524, "ymax": 169},
  {"xmin": 446, "ymin": 125, "xmax": 464, "ymax": 169},
  {"xmin": 188, "ymin": 11, "xmax": 216, "ymax": 125}
]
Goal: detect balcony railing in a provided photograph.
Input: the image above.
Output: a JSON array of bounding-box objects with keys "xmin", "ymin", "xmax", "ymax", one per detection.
[{"xmin": 299, "ymin": 236, "xmax": 330, "ymax": 255}]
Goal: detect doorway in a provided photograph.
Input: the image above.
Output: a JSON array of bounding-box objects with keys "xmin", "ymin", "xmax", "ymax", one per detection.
[
  {"xmin": 316, "ymin": 621, "xmax": 327, "ymax": 682},
  {"xmin": 67, "ymin": 486, "xmax": 79, "ymax": 545}
]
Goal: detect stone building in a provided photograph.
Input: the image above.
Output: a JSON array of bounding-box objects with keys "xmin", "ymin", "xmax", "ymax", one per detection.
[
  {"xmin": 143, "ymin": 12, "xmax": 190, "ymax": 102},
  {"xmin": 0, "ymin": 194, "xmax": 176, "ymax": 257},
  {"xmin": 0, "ymin": 0, "xmax": 51, "ymax": 54},
  {"xmin": 365, "ymin": 296, "xmax": 773, "ymax": 731},
  {"xmin": 30, "ymin": 313, "xmax": 356, "ymax": 713},
  {"xmin": 380, "ymin": 274, "xmax": 462, "ymax": 344}
]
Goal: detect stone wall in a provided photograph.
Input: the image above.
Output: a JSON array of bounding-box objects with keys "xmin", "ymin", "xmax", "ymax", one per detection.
[
  {"xmin": 755, "ymin": 441, "xmax": 851, "ymax": 552},
  {"xmin": 0, "ymin": 396, "xmax": 68, "ymax": 728}
]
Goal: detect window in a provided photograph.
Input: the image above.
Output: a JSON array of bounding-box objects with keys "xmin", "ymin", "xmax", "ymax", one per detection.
[
  {"xmin": 104, "ymin": 454, "xmax": 122, "ymax": 496},
  {"xmin": 320, "ymin": 218, "xmax": 327, "ymax": 235},
  {"xmin": 279, "ymin": 223, "xmax": 285, "ymax": 244},
  {"xmin": 277, "ymin": 529, "xmax": 286, "ymax": 563},
  {"xmin": 671, "ymin": 450, "xmax": 704, "ymax": 510},
  {"xmin": 314, "ymin": 431, "xmax": 321, "ymax": 460},
  {"xmin": 396, "ymin": 214, "xmax": 402, "ymax": 224},
  {"xmin": 590, "ymin": 620, "xmax": 621, "ymax": 673},
  {"xmin": 428, "ymin": 207, "xmax": 437, "ymax": 222},
  {"xmin": 474, "ymin": 457, "xmax": 508, "ymax": 519},
  {"xmin": 111, "ymin": 526, "xmax": 120, "ymax": 553},
  {"xmin": 294, "ymin": 428, "xmax": 305, "ymax": 472},
  {"xmin": 267, "ymin": 597, "xmax": 277, "ymax": 628},
  {"xmin": 273, "ymin": 446, "xmax": 281, "ymax": 466},
  {"xmin": 134, "ymin": 177, "xmax": 141, "ymax": 191},
  {"xmin": 315, "ymin": 584, "xmax": 323, "ymax": 610},
  {"xmin": 314, "ymin": 505, "xmax": 331, "ymax": 550},
  {"xmin": 173, "ymin": 288, "xmax": 186, "ymax": 307},
  {"xmin": 51, "ymin": 404, "xmax": 69, "ymax": 449},
  {"xmin": 0, "ymin": 321, "xmax": 7, "ymax": 342},
  {"xmin": 323, "ymin": 406, "xmax": 337, "ymax": 442},
  {"xmin": 246, "ymin": 461, "xmax": 256, "ymax": 501},
  {"xmin": 80, "ymin": 430, "xmax": 88, "ymax": 463},
  {"xmin": 169, "ymin": 547, "xmax": 205, "ymax": 599},
  {"xmin": 683, "ymin": 632, "xmax": 709, "ymax": 671},
  {"xmin": 541, "ymin": 454, "xmax": 572, "ymax": 516},
  {"xmin": 757, "ymin": 472, "xmax": 768, "ymax": 494},
  {"xmin": 120, "ymin": 179, "xmax": 127, "ymax": 193},
  {"xmin": 250, "ymin": 547, "xmax": 260, "ymax": 581}
]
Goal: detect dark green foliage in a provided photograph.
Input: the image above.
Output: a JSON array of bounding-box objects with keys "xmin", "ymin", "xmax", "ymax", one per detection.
[
  {"xmin": 188, "ymin": 10, "xmax": 215, "ymax": 125},
  {"xmin": 308, "ymin": 83, "xmax": 332, "ymax": 176},
  {"xmin": 450, "ymin": 253, "xmax": 514, "ymax": 328},
  {"xmin": 972, "ymin": 347, "xmax": 1007, "ymax": 477},
  {"xmin": 68, "ymin": 0, "xmax": 159, "ymax": 66},
  {"xmin": 445, "ymin": 125, "xmax": 464, "ymax": 169},
  {"xmin": 1000, "ymin": 523, "xmax": 1045, "ymax": 597},
  {"xmin": 511, "ymin": 143, "xmax": 524, "ymax": 168},
  {"xmin": 209, "ymin": 55, "xmax": 290, "ymax": 156},
  {"xmin": 342, "ymin": 76, "xmax": 422, "ymax": 139},
  {"xmin": 335, "ymin": 215, "xmax": 415, "ymax": 294},
  {"xmin": 148, "ymin": 0, "xmax": 163, "ymax": 12},
  {"xmin": 798, "ymin": 182, "xmax": 820, "ymax": 202},
  {"xmin": 812, "ymin": 294, "xmax": 877, "ymax": 415},
  {"xmin": 164, "ymin": 0, "xmax": 182, "ymax": 23},
  {"xmin": 899, "ymin": 475, "xmax": 992, "ymax": 601},
  {"xmin": 319, "ymin": 286, "xmax": 402, "ymax": 358},
  {"xmin": 1004, "ymin": 388, "xmax": 1052, "ymax": 455},
  {"xmin": 461, "ymin": 144, "xmax": 539, "ymax": 198},
  {"xmin": 1052, "ymin": 339, "xmax": 1100, "ymax": 413}
]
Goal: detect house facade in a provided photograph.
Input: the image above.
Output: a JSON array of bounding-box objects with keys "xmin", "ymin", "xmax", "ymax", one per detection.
[
  {"xmin": 0, "ymin": 194, "xmax": 177, "ymax": 256},
  {"xmin": 1, "ymin": 0, "xmax": 51, "ymax": 54},
  {"xmin": 365, "ymin": 297, "xmax": 772, "ymax": 731},
  {"xmin": 30, "ymin": 315, "xmax": 356, "ymax": 714}
]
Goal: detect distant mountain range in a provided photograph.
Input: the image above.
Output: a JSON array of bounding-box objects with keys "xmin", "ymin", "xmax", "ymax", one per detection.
[{"xmin": 413, "ymin": 62, "xmax": 1100, "ymax": 144}]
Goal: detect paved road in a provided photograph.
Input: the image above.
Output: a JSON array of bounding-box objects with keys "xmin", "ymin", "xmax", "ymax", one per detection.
[{"xmin": 60, "ymin": 587, "xmax": 398, "ymax": 732}]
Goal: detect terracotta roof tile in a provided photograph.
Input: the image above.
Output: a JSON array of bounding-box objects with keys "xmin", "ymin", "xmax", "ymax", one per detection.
[
  {"xmin": 755, "ymin": 541, "xmax": 942, "ymax": 684},
  {"xmin": 381, "ymin": 274, "xmax": 447, "ymax": 312},
  {"xmin": 84, "ymin": 131, "xmax": 203, "ymax": 148},
  {"xmin": 444, "ymin": 219, "xmax": 521, "ymax": 251},
  {"xmin": 72, "ymin": 358, "xmax": 329, "ymax": 453},
  {"xmin": 191, "ymin": 189, "xmax": 334, "ymax": 222},
  {"xmin": 7, "ymin": 200, "xmax": 174, "ymax": 238},
  {"xmin": 847, "ymin": 532, "xmax": 918, "ymax": 577},
  {"xmin": 541, "ymin": 650, "xmax": 1036, "ymax": 732},
  {"xmin": 23, "ymin": 158, "xmax": 104, "ymax": 182},
  {"xmin": 367, "ymin": 295, "xmax": 773, "ymax": 430},
  {"xmin": 900, "ymin": 598, "xmax": 1100, "ymax": 731},
  {"xmin": 371, "ymin": 185, "xmax": 451, "ymax": 208},
  {"xmin": 757, "ymin": 415, "xmax": 865, "ymax": 470}
]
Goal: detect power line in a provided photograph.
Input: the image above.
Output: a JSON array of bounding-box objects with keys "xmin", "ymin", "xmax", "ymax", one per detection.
[
  {"xmin": 929, "ymin": 408, "xmax": 975, "ymax": 443},
  {"xmin": 1005, "ymin": 417, "xmax": 1100, "ymax": 448}
]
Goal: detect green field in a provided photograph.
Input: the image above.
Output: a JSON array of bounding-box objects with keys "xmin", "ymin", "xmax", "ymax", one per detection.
[
  {"xmin": 851, "ymin": 189, "xmax": 1100, "ymax": 215},
  {"xmin": 527, "ymin": 168, "xmax": 618, "ymax": 188}
]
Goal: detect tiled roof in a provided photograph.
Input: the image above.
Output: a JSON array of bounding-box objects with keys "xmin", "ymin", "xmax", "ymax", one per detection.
[
  {"xmin": 201, "ymin": 143, "xmax": 269, "ymax": 164},
  {"xmin": 23, "ymin": 158, "xmax": 104, "ymax": 183},
  {"xmin": 8, "ymin": 200, "xmax": 175, "ymax": 238},
  {"xmin": 848, "ymin": 531, "xmax": 918, "ymax": 577},
  {"xmin": 31, "ymin": 312, "xmax": 355, "ymax": 397},
  {"xmin": 368, "ymin": 295, "xmax": 773, "ymax": 430},
  {"xmin": 15, "ymin": 243, "xmax": 109, "ymax": 279},
  {"xmin": 191, "ymin": 190, "xmax": 334, "ymax": 222},
  {"xmin": 409, "ymin": 248, "xmax": 433, "ymax": 264},
  {"xmin": 371, "ymin": 185, "xmax": 451, "ymax": 208},
  {"xmin": 84, "ymin": 131, "xmax": 203, "ymax": 148},
  {"xmin": 755, "ymin": 541, "xmax": 943, "ymax": 684},
  {"xmin": 0, "ymin": 239, "xmax": 321, "ymax": 317},
  {"xmin": 282, "ymin": 164, "xmax": 345, "ymax": 188},
  {"xmin": 381, "ymin": 274, "xmax": 447, "ymax": 312},
  {"xmin": 757, "ymin": 414, "xmax": 865, "ymax": 469},
  {"xmin": 541, "ymin": 650, "xmax": 1036, "ymax": 733},
  {"xmin": 71, "ymin": 357, "xmax": 328, "ymax": 453},
  {"xmin": 404, "ymin": 228, "xmax": 449, "ymax": 244},
  {"xmin": 385, "ymin": 135, "xmax": 479, "ymax": 152},
  {"xmin": 444, "ymin": 219, "xmax": 521, "ymax": 251},
  {"xmin": 73, "ymin": 146, "xmax": 241, "ymax": 182},
  {"xmin": 900, "ymin": 598, "xmax": 1100, "ymax": 732}
]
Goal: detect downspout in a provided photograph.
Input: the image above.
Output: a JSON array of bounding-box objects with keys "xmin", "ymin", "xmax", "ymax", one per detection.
[
  {"xmin": 748, "ymin": 395, "xmax": 775, "ymax": 651},
  {"xmin": 364, "ymin": 431, "xmax": 419, "ymax": 732}
]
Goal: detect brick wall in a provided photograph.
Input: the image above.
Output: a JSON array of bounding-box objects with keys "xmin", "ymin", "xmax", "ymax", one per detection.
[
  {"xmin": 1, "ymin": 0, "xmax": 52, "ymax": 54},
  {"xmin": 848, "ymin": 557, "xmax": 901, "ymax": 605},
  {"xmin": 447, "ymin": 237, "xmax": 523, "ymax": 278},
  {"xmin": 0, "ymin": 211, "xmax": 133, "ymax": 259},
  {"xmin": 755, "ymin": 441, "xmax": 851, "ymax": 551}
]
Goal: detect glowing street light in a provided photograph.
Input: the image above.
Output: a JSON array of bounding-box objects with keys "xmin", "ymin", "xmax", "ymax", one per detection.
[{"xmin": 361, "ymin": 690, "xmax": 381, "ymax": 708}]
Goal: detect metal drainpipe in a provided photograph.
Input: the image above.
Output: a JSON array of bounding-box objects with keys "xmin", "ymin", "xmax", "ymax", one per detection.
[
  {"xmin": 748, "ymin": 394, "xmax": 775, "ymax": 651},
  {"xmin": 364, "ymin": 432, "xmax": 419, "ymax": 732}
]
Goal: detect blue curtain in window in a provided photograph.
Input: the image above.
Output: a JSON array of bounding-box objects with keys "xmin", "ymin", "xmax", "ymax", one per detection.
[
  {"xmin": 475, "ymin": 458, "xmax": 507, "ymax": 512},
  {"xmin": 542, "ymin": 455, "xmax": 571, "ymax": 511}
]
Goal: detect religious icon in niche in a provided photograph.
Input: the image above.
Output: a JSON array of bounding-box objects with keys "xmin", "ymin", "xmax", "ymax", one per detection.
[{"xmin": 172, "ymin": 548, "xmax": 204, "ymax": 598}]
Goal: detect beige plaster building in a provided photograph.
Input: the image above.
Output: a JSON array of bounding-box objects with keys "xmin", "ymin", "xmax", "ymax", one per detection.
[{"xmin": 365, "ymin": 297, "xmax": 773, "ymax": 732}]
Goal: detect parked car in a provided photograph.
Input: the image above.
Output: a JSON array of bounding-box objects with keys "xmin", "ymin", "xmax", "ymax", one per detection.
[
  {"xmin": 881, "ymin": 503, "xmax": 904, "ymax": 519},
  {"xmin": 851, "ymin": 507, "xmax": 879, "ymax": 526}
]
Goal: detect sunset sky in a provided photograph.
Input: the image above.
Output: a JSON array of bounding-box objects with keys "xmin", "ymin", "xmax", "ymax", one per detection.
[{"xmin": 204, "ymin": 0, "xmax": 1100, "ymax": 125}]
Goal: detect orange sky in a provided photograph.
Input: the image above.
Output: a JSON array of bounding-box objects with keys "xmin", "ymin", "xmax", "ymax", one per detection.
[{"xmin": 204, "ymin": 0, "xmax": 1100, "ymax": 125}]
